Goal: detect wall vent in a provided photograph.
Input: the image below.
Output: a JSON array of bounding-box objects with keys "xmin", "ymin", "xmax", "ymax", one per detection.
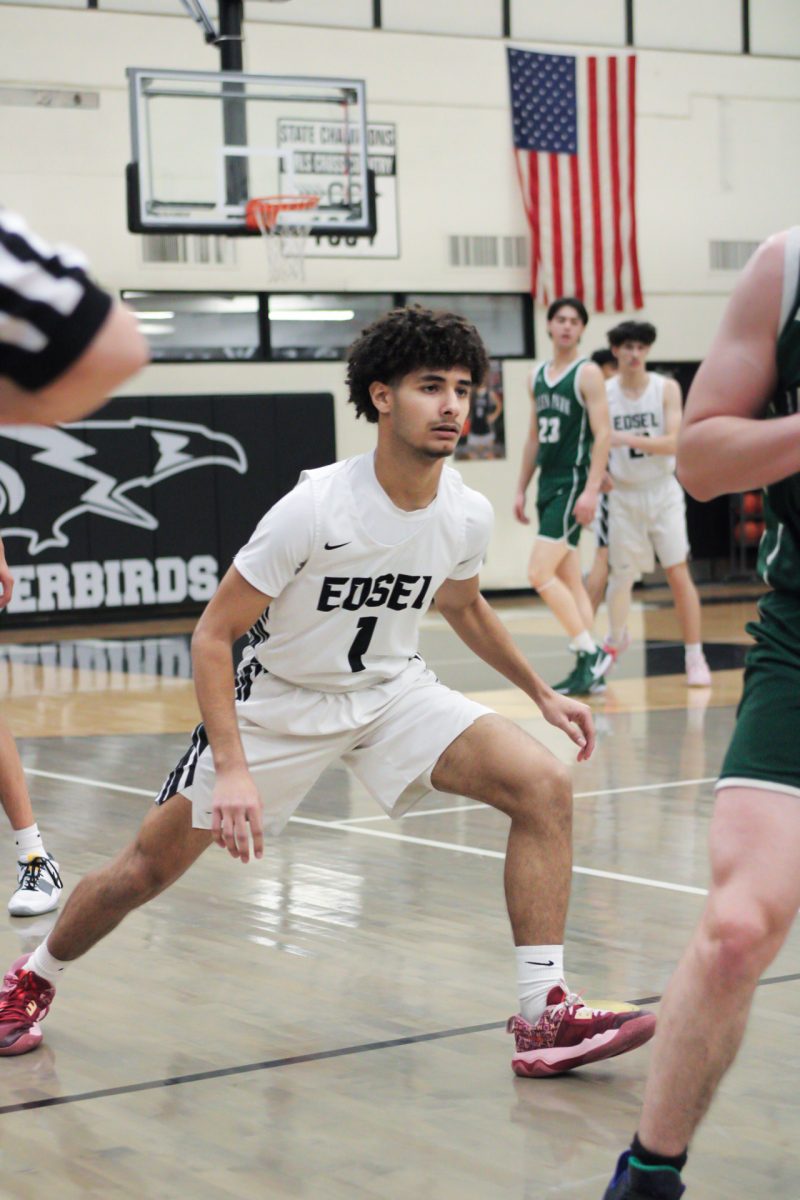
[
  {"xmin": 448, "ymin": 235, "xmax": 528, "ymax": 269},
  {"xmin": 141, "ymin": 235, "xmax": 237, "ymax": 267},
  {"xmin": 709, "ymin": 240, "xmax": 760, "ymax": 271}
]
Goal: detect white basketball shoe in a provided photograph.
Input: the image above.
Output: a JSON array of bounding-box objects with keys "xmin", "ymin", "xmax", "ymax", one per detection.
[{"xmin": 8, "ymin": 853, "xmax": 63, "ymax": 917}]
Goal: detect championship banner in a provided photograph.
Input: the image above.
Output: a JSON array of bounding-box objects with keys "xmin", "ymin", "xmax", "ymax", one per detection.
[
  {"xmin": 0, "ymin": 392, "xmax": 335, "ymax": 622},
  {"xmin": 278, "ymin": 119, "xmax": 399, "ymax": 258}
]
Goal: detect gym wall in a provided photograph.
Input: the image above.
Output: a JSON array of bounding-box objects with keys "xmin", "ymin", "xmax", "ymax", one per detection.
[{"xmin": 0, "ymin": 0, "xmax": 797, "ymax": 597}]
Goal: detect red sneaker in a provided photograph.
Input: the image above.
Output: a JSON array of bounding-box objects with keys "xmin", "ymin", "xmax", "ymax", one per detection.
[
  {"xmin": 507, "ymin": 985, "xmax": 655, "ymax": 1077},
  {"xmin": 0, "ymin": 954, "xmax": 55, "ymax": 1056}
]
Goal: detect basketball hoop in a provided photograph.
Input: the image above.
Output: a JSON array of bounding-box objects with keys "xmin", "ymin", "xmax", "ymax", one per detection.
[{"xmin": 245, "ymin": 195, "xmax": 320, "ymax": 282}]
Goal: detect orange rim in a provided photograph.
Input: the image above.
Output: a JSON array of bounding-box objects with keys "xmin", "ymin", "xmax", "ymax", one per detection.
[{"xmin": 245, "ymin": 195, "xmax": 320, "ymax": 232}]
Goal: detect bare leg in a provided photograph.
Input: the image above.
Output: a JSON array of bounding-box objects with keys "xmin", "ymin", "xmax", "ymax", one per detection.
[
  {"xmin": 665, "ymin": 561, "xmax": 702, "ymax": 647},
  {"xmin": 638, "ymin": 787, "xmax": 800, "ymax": 1153},
  {"xmin": 0, "ymin": 714, "xmax": 35, "ymax": 831},
  {"xmin": 606, "ymin": 568, "xmax": 636, "ymax": 644},
  {"xmin": 556, "ymin": 548, "xmax": 595, "ymax": 633},
  {"xmin": 528, "ymin": 539, "xmax": 590, "ymax": 643},
  {"xmin": 431, "ymin": 714, "xmax": 572, "ymax": 944},
  {"xmin": 47, "ymin": 795, "xmax": 212, "ymax": 962},
  {"xmin": 585, "ymin": 546, "xmax": 609, "ymax": 614}
]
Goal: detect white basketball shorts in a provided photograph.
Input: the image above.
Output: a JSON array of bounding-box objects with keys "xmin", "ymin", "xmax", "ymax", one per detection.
[
  {"xmin": 156, "ymin": 658, "xmax": 493, "ymax": 834},
  {"xmin": 608, "ymin": 474, "xmax": 690, "ymax": 577}
]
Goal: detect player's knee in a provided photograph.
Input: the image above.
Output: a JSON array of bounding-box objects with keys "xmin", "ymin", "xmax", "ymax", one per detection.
[
  {"xmin": 701, "ymin": 898, "xmax": 788, "ymax": 983},
  {"xmin": 123, "ymin": 839, "xmax": 174, "ymax": 904},
  {"xmin": 510, "ymin": 755, "xmax": 572, "ymax": 832},
  {"xmin": 528, "ymin": 566, "xmax": 554, "ymax": 594},
  {"xmin": 607, "ymin": 568, "xmax": 636, "ymax": 593}
]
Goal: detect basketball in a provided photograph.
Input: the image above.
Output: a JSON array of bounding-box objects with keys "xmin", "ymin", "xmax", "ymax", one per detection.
[
  {"xmin": 742, "ymin": 492, "xmax": 763, "ymax": 516},
  {"xmin": 735, "ymin": 519, "xmax": 765, "ymax": 544}
]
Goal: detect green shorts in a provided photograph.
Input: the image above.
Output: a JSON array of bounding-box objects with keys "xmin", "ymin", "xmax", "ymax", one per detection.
[
  {"xmin": 718, "ymin": 590, "xmax": 800, "ymax": 797},
  {"xmin": 536, "ymin": 471, "xmax": 586, "ymax": 549}
]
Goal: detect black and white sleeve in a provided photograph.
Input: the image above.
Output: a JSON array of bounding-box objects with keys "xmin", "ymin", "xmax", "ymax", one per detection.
[{"xmin": 0, "ymin": 208, "xmax": 113, "ymax": 390}]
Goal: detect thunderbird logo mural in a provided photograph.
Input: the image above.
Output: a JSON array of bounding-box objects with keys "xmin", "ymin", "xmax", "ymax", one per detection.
[{"xmin": 0, "ymin": 417, "xmax": 248, "ymax": 555}]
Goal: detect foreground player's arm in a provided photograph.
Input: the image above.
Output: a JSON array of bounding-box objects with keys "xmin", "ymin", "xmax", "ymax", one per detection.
[
  {"xmin": 678, "ymin": 231, "xmax": 798, "ymax": 500},
  {"xmin": 573, "ymin": 362, "xmax": 611, "ymax": 526},
  {"xmin": 616, "ymin": 378, "xmax": 682, "ymax": 456},
  {"xmin": 191, "ymin": 566, "xmax": 275, "ymax": 862},
  {"xmin": 513, "ymin": 383, "xmax": 539, "ymax": 524},
  {"xmin": 0, "ymin": 536, "xmax": 13, "ymax": 608},
  {"xmin": 0, "ymin": 303, "xmax": 149, "ymax": 426},
  {"xmin": 435, "ymin": 574, "xmax": 595, "ymax": 761},
  {"xmin": 0, "ymin": 209, "xmax": 149, "ymax": 425}
]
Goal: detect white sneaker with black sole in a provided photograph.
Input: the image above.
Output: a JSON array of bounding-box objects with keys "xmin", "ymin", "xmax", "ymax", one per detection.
[{"xmin": 8, "ymin": 854, "xmax": 63, "ymax": 917}]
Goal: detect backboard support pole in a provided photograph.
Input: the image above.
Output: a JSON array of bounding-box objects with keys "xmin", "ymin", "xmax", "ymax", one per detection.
[{"xmin": 218, "ymin": 0, "xmax": 249, "ymax": 208}]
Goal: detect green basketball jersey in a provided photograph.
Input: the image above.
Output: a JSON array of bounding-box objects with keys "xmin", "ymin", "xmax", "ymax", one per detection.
[
  {"xmin": 758, "ymin": 229, "xmax": 800, "ymax": 593},
  {"xmin": 532, "ymin": 357, "xmax": 592, "ymax": 477}
]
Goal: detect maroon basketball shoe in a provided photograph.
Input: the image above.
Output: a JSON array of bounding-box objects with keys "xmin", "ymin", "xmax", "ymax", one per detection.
[
  {"xmin": 0, "ymin": 953, "xmax": 55, "ymax": 1056},
  {"xmin": 507, "ymin": 985, "xmax": 655, "ymax": 1077}
]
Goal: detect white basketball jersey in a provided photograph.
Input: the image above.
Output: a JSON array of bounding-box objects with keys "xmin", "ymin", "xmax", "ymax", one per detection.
[
  {"xmin": 235, "ymin": 458, "xmax": 481, "ymax": 692},
  {"xmin": 607, "ymin": 373, "xmax": 675, "ymax": 487}
]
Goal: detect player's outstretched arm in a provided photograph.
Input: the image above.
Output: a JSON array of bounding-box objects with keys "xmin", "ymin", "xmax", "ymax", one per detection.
[
  {"xmin": 435, "ymin": 575, "xmax": 595, "ymax": 761},
  {"xmin": 678, "ymin": 231, "xmax": 800, "ymax": 500},
  {"xmin": 0, "ymin": 536, "xmax": 13, "ymax": 608},
  {"xmin": 0, "ymin": 301, "xmax": 149, "ymax": 426},
  {"xmin": 514, "ymin": 387, "xmax": 539, "ymax": 523},
  {"xmin": 574, "ymin": 361, "xmax": 610, "ymax": 525},
  {"xmin": 191, "ymin": 566, "xmax": 275, "ymax": 863}
]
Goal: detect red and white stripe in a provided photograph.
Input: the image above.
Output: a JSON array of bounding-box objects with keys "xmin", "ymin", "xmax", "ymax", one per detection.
[{"xmin": 516, "ymin": 55, "xmax": 643, "ymax": 312}]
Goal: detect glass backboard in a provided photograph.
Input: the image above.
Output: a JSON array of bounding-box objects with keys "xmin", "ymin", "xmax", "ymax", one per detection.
[{"xmin": 126, "ymin": 67, "xmax": 376, "ymax": 238}]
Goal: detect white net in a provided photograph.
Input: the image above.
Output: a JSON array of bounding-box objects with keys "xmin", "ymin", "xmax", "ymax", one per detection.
[{"xmin": 249, "ymin": 198, "xmax": 319, "ymax": 283}]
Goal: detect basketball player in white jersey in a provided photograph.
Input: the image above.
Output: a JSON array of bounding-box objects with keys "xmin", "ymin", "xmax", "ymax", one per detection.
[
  {"xmin": 603, "ymin": 321, "xmax": 711, "ymax": 687},
  {"xmin": 0, "ymin": 307, "xmax": 654, "ymax": 1076}
]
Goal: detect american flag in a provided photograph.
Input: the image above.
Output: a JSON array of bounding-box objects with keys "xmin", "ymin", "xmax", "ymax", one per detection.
[{"xmin": 507, "ymin": 46, "xmax": 643, "ymax": 312}]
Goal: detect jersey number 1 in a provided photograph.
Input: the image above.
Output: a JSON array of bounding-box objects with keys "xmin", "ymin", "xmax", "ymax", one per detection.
[{"xmin": 348, "ymin": 616, "xmax": 378, "ymax": 672}]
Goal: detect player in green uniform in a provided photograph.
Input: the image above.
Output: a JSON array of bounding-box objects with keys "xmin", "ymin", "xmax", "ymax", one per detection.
[
  {"xmin": 515, "ymin": 297, "xmax": 612, "ymax": 695},
  {"xmin": 602, "ymin": 229, "xmax": 800, "ymax": 1199}
]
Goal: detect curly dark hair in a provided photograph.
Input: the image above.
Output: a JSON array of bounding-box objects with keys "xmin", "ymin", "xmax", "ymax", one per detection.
[{"xmin": 346, "ymin": 306, "xmax": 490, "ymax": 423}]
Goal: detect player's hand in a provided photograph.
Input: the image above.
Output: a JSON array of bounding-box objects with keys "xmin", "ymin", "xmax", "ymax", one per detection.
[
  {"xmin": 610, "ymin": 430, "xmax": 629, "ymax": 447},
  {"xmin": 210, "ymin": 768, "xmax": 264, "ymax": 863},
  {"xmin": 573, "ymin": 488, "xmax": 598, "ymax": 527},
  {"xmin": 513, "ymin": 491, "xmax": 530, "ymax": 524},
  {"xmin": 0, "ymin": 561, "xmax": 12, "ymax": 608},
  {"xmin": 538, "ymin": 692, "xmax": 595, "ymax": 762}
]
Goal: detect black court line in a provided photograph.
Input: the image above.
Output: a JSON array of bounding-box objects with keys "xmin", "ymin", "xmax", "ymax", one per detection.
[{"xmin": 2, "ymin": 971, "xmax": 800, "ymax": 1116}]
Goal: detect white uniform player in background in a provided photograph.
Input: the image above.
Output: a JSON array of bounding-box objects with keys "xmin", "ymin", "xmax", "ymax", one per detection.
[
  {"xmin": 603, "ymin": 320, "xmax": 711, "ymax": 687},
  {"xmin": 0, "ymin": 306, "xmax": 655, "ymax": 1077}
]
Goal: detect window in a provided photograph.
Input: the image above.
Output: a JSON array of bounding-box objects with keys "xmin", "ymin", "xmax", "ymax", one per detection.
[
  {"xmin": 121, "ymin": 292, "xmax": 261, "ymax": 362},
  {"xmin": 122, "ymin": 290, "xmax": 532, "ymax": 363},
  {"xmin": 267, "ymin": 293, "xmax": 394, "ymax": 361},
  {"xmin": 404, "ymin": 293, "xmax": 531, "ymax": 358}
]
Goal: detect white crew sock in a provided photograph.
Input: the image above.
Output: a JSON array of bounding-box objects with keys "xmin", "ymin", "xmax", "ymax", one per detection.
[
  {"xmin": 516, "ymin": 945, "xmax": 565, "ymax": 1023},
  {"xmin": 685, "ymin": 643, "xmax": 703, "ymax": 660},
  {"xmin": 13, "ymin": 823, "xmax": 45, "ymax": 861},
  {"xmin": 26, "ymin": 939, "xmax": 69, "ymax": 985},
  {"xmin": 574, "ymin": 630, "xmax": 596, "ymax": 655}
]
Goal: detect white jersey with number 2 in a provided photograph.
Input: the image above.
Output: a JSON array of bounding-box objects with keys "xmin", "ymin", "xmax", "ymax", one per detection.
[
  {"xmin": 606, "ymin": 372, "xmax": 675, "ymax": 488},
  {"xmin": 233, "ymin": 452, "xmax": 494, "ymax": 693}
]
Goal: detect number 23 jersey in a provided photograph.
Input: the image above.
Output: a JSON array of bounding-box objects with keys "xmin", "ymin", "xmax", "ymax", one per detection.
[
  {"xmin": 233, "ymin": 452, "xmax": 494, "ymax": 692},
  {"xmin": 531, "ymin": 358, "xmax": 592, "ymax": 478}
]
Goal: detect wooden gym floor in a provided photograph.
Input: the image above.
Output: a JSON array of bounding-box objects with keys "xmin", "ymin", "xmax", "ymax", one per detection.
[{"xmin": 1, "ymin": 584, "xmax": 796, "ymax": 1200}]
